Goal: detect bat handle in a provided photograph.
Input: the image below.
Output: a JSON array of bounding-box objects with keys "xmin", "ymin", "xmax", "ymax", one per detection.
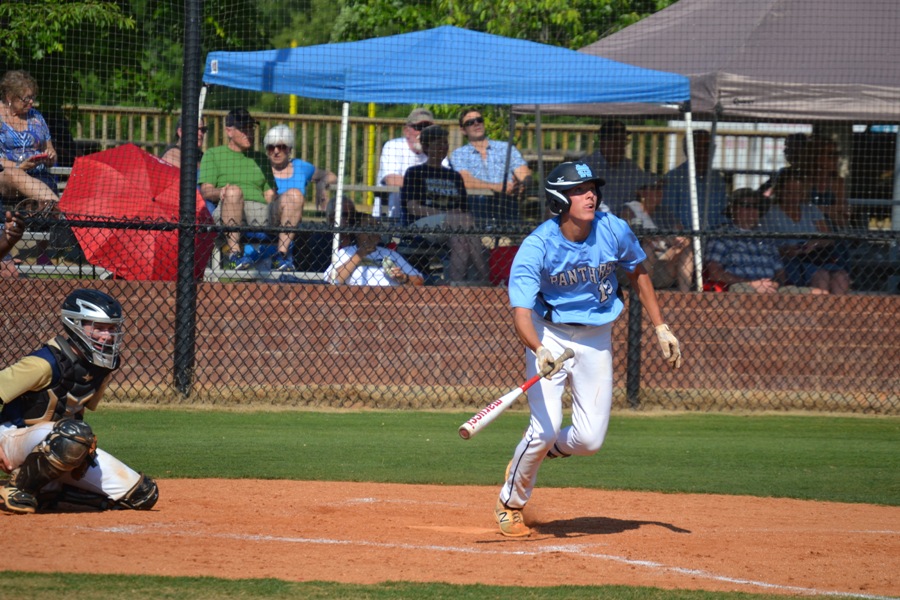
[{"xmin": 538, "ymin": 347, "xmax": 575, "ymax": 377}]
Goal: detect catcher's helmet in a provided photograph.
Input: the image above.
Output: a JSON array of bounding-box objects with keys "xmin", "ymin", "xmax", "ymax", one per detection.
[
  {"xmin": 545, "ymin": 161, "xmax": 605, "ymax": 216},
  {"xmin": 61, "ymin": 289, "xmax": 124, "ymax": 369}
]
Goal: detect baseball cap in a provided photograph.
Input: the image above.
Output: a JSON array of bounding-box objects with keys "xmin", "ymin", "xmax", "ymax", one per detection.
[
  {"xmin": 598, "ymin": 120, "xmax": 630, "ymax": 140},
  {"xmin": 225, "ymin": 108, "xmax": 258, "ymax": 129},
  {"xmin": 419, "ymin": 125, "xmax": 448, "ymax": 145},
  {"xmin": 406, "ymin": 108, "xmax": 435, "ymax": 126}
]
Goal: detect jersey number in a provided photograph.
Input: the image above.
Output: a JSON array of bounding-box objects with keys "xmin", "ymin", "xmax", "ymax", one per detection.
[{"xmin": 598, "ymin": 278, "xmax": 613, "ymax": 303}]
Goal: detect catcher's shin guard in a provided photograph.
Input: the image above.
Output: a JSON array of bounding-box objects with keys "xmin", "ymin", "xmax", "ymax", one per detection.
[
  {"xmin": 118, "ymin": 473, "xmax": 159, "ymax": 510},
  {"xmin": 38, "ymin": 485, "xmax": 114, "ymax": 511}
]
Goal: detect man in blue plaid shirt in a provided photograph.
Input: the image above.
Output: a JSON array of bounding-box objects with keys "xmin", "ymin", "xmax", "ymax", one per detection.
[
  {"xmin": 447, "ymin": 107, "xmax": 531, "ymax": 226},
  {"xmin": 705, "ymin": 189, "xmax": 811, "ymax": 294}
]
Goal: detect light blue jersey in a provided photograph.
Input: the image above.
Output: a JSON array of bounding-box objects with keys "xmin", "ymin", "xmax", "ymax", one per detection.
[{"xmin": 508, "ymin": 213, "xmax": 646, "ymax": 326}]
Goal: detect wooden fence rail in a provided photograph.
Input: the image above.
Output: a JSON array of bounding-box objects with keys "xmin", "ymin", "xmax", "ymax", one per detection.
[{"xmin": 60, "ymin": 105, "xmax": 799, "ymax": 204}]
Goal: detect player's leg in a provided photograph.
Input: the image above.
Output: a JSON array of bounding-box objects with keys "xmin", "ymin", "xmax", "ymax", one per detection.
[
  {"xmin": 499, "ymin": 319, "xmax": 569, "ymax": 508},
  {"xmin": 552, "ymin": 322, "xmax": 614, "ymax": 457},
  {"xmin": 47, "ymin": 448, "xmax": 158, "ymax": 510},
  {"xmin": 0, "ymin": 422, "xmax": 56, "ymax": 468},
  {"xmin": 0, "ymin": 419, "xmax": 94, "ymax": 514}
]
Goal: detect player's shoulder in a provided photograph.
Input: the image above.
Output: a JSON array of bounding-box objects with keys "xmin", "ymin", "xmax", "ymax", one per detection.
[
  {"xmin": 518, "ymin": 218, "xmax": 560, "ymax": 252},
  {"xmin": 595, "ymin": 211, "xmax": 631, "ymax": 232}
]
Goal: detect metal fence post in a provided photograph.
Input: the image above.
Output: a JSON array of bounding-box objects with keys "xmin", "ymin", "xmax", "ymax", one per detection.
[
  {"xmin": 174, "ymin": 0, "xmax": 202, "ymax": 397},
  {"xmin": 626, "ymin": 290, "xmax": 643, "ymax": 408}
]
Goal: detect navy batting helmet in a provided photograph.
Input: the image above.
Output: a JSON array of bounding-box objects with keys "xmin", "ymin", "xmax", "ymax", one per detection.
[{"xmin": 545, "ymin": 162, "xmax": 604, "ymax": 215}]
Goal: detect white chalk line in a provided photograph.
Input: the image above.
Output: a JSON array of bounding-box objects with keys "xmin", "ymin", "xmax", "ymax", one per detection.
[{"xmin": 75, "ymin": 524, "xmax": 898, "ymax": 600}]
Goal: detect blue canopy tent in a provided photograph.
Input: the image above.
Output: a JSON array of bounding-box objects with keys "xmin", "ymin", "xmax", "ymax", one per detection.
[
  {"xmin": 201, "ymin": 26, "xmax": 693, "ymax": 267},
  {"xmin": 203, "ymin": 25, "xmax": 688, "ymax": 106}
]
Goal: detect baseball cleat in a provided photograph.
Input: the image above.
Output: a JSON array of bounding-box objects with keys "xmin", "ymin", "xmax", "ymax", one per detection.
[
  {"xmin": 0, "ymin": 483, "xmax": 38, "ymax": 514},
  {"xmin": 494, "ymin": 498, "xmax": 531, "ymax": 537}
]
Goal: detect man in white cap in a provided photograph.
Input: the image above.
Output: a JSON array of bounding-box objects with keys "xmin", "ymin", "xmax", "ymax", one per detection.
[{"xmin": 375, "ymin": 107, "xmax": 433, "ymax": 225}]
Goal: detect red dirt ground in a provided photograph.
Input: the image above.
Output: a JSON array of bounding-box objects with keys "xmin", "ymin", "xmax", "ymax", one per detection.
[{"xmin": 3, "ymin": 479, "xmax": 898, "ymax": 598}]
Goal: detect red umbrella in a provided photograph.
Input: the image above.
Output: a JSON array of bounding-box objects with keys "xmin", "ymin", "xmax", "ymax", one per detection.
[{"xmin": 58, "ymin": 143, "xmax": 215, "ymax": 281}]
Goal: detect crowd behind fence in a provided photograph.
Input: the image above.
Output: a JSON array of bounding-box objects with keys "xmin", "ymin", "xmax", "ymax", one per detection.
[{"xmin": 2, "ymin": 107, "xmax": 899, "ymax": 414}]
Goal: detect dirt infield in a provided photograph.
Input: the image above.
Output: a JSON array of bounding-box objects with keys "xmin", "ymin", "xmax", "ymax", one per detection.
[{"xmin": 3, "ymin": 479, "xmax": 898, "ymax": 598}]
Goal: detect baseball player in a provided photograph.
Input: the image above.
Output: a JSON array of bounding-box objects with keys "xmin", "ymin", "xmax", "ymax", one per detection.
[
  {"xmin": 0, "ymin": 288, "xmax": 158, "ymax": 514},
  {"xmin": 495, "ymin": 161, "xmax": 682, "ymax": 537}
]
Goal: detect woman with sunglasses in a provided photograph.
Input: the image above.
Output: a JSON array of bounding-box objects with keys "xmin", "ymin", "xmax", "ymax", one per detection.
[
  {"xmin": 263, "ymin": 124, "xmax": 337, "ymax": 271},
  {"xmin": 0, "ymin": 70, "xmax": 59, "ymax": 207},
  {"xmin": 264, "ymin": 125, "xmax": 337, "ymax": 216}
]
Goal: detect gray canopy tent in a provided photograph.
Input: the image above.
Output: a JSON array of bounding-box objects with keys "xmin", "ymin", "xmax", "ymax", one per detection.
[
  {"xmin": 532, "ymin": 0, "xmax": 900, "ymax": 238},
  {"xmin": 539, "ymin": 0, "xmax": 900, "ymax": 121}
]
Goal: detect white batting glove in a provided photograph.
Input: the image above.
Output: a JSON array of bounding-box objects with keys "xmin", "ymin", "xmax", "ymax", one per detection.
[
  {"xmin": 535, "ymin": 345, "xmax": 563, "ymax": 379},
  {"xmin": 655, "ymin": 324, "xmax": 682, "ymax": 370}
]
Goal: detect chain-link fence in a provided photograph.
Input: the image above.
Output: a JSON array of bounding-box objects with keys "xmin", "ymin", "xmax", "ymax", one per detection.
[
  {"xmin": 1, "ymin": 216, "xmax": 898, "ymax": 414},
  {"xmin": 2, "ymin": 0, "xmax": 898, "ymax": 413}
]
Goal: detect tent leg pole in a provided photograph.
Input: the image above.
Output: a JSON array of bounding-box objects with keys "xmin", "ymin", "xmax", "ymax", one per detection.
[
  {"xmin": 535, "ymin": 108, "xmax": 545, "ymax": 212},
  {"xmin": 684, "ymin": 110, "xmax": 703, "ymax": 292},
  {"xmin": 332, "ymin": 102, "xmax": 350, "ymax": 266}
]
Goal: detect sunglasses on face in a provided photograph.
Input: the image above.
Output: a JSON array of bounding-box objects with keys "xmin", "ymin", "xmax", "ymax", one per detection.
[
  {"xmin": 18, "ymin": 94, "xmax": 36, "ymax": 104},
  {"xmin": 266, "ymin": 144, "xmax": 290, "ymax": 154},
  {"xmin": 409, "ymin": 121, "xmax": 433, "ymax": 132},
  {"xmin": 462, "ymin": 116, "xmax": 485, "ymax": 128},
  {"xmin": 198, "ymin": 126, "xmax": 208, "ymax": 134}
]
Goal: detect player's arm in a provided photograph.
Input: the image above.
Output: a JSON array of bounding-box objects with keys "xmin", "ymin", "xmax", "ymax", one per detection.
[
  {"xmin": 627, "ymin": 265, "xmax": 683, "ymax": 369},
  {"xmin": 83, "ymin": 376, "xmax": 111, "ymax": 412},
  {"xmin": 512, "ymin": 307, "xmax": 541, "ymax": 353},
  {"xmin": 627, "ymin": 265, "xmax": 664, "ymax": 327},
  {"xmin": 0, "ymin": 355, "xmax": 55, "ymax": 405}
]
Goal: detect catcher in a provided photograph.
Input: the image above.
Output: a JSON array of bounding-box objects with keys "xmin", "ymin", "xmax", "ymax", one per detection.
[{"xmin": 0, "ymin": 288, "xmax": 158, "ymax": 513}]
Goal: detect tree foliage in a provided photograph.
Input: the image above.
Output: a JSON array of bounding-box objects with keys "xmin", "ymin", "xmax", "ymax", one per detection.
[
  {"xmin": 0, "ymin": 0, "xmax": 135, "ymax": 63},
  {"xmin": 331, "ymin": 0, "xmax": 675, "ymax": 48}
]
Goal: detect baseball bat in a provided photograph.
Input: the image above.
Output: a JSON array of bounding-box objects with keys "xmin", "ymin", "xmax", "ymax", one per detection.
[{"xmin": 458, "ymin": 347, "xmax": 574, "ymax": 440}]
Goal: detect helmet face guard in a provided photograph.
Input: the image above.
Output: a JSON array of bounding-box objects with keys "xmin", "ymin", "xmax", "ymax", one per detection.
[
  {"xmin": 544, "ymin": 162, "xmax": 605, "ymax": 215},
  {"xmin": 61, "ymin": 290, "xmax": 125, "ymax": 369}
]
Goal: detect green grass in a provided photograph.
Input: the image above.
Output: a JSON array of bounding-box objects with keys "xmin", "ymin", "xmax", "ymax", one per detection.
[
  {"xmin": 0, "ymin": 573, "xmax": 871, "ymax": 600},
  {"xmin": 90, "ymin": 408, "xmax": 899, "ymax": 505},
  {"xmin": 4, "ymin": 409, "xmax": 896, "ymax": 600}
]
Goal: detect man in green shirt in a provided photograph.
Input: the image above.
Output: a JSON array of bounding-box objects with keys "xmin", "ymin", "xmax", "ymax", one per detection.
[{"xmin": 199, "ymin": 108, "xmax": 281, "ymax": 270}]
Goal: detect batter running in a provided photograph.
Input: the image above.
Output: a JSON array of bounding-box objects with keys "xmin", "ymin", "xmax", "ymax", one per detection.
[{"xmin": 495, "ymin": 161, "xmax": 682, "ymax": 537}]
